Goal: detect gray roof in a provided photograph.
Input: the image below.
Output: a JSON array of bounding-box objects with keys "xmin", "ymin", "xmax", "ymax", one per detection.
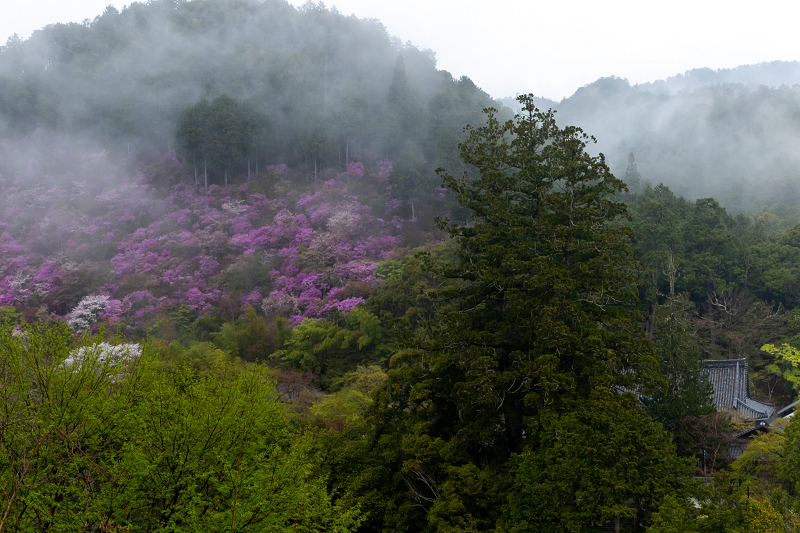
[{"xmin": 703, "ymin": 359, "xmax": 775, "ymax": 420}]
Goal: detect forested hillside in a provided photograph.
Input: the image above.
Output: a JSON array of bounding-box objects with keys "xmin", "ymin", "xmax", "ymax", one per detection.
[
  {"xmin": 5, "ymin": 1, "xmax": 800, "ymax": 532},
  {"xmin": 502, "ymin": 62, "xmax": 800, "ymax": 211},
  {"xmin": 639, "ymin": 62, "xmax": 800, "ymax": 95},
  {"xmin": 0, "ymin": 0, "xmax": 496, "ymax": 178}
]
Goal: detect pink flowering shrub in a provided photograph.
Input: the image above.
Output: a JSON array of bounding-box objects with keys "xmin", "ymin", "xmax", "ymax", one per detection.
[{"xmin": 0, "ymin": 153, "xmax": 404, "ymax": 329}]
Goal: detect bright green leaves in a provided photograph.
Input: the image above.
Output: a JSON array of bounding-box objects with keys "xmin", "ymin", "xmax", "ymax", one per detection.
[
  {"xmin": 731, "ymin": 423, "xmax": 789, "ymax": 497},
  {"xmin": 0, "ymin": 321, "xmax": 144, "ymax": 531},
  {"xmin": 277, "ymin": 308, "xmax": 391, "ymax": 388},
  {"xmin": 105, "ymin": 368, "xmax": 359, "ymax": 532},
  {"xmin": 762, "ymin": 342, "xmax": 800, "ymax": 394},
  {"xmin": 762, "ymin": 342, "xmax": 800, "ymax": 365},
  {"xmin": 309, "ymin": 365, "xmax": 387, "ymax": 429},
  {"xmin": 107, "ymin": 368, "xmax": 283, "ymax": 529},
  {"xmin": 646, "ymin": 490, "xmax": 787, "ymax": 533},
  {"xmin": 0, "ymin": 322, "xmax": 361, "ymax": 532}
]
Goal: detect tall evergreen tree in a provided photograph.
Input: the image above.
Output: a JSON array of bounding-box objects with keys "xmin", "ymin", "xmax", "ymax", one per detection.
[
  {"xmin": 624, "ymin": 151, "xmax": 642, "ymax": 195},
  {"xmin": 427, "ymin": 94, "xmax": 656, "ymax": 438},
  {"xmin": 175, "ymin": 94, "xmax": 258, "ymax": 188},
  {"xmin": 388, "ymin": 141, "xmax": 432, "ymax": 219},
  {"xmin": 643, "ymin": 294, "xmax": 715, "ymax": 458},
  {"xmin": 354, "ymin": 95, "xmax": 685, "ymax": 531},
  {"xmin": 207, "ymin": 94, "xmax": 258, "ymax": 186},
  {"xmin": 384, "ymin": 55, "xmax": 421, "ymax": 158},
  {"xmin": 176, "ymin": 97, "xmax": 212, "ymax": 188}
]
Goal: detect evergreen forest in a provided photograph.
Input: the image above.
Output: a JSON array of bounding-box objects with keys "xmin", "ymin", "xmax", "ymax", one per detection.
[{"xmin": 5, "ymin": 1, "xmax": 800, "ymax": 531}]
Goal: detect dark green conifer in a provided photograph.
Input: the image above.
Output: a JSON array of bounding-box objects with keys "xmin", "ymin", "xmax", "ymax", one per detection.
[{"xmin": 356, "ymin": 96, "xmax": 689, "ymax": 531}]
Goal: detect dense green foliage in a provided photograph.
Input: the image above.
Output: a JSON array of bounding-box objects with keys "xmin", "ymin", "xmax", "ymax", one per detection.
[
  {"xmin": 626, "ymin": 182, "xmax": 800, "ymax": 406},
  {"xmin": 176, "ymin": 94, "xmax": 259, "ymax": 187},
  {"xmin": 312, "ymin": 98, "xmax": 693, "ymax": 532},
  {"xmin": 5, "ymin": 89, "xmax": 800, "ymax": 530},
  {"xmin": 0, "ymin": 322, "xmax": 359, "ymax": 532},
  {"xmin": 7, "ymin": 2, "xmax": 800, "ymax": 530}
]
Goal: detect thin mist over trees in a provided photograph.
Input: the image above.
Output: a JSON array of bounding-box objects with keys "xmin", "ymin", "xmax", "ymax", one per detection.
[
  {"xmin": 175, "ymin": 94, "xmax": 259, "ymax": 189},
  {"xmin": 638, "ymin": 61, "xmax": 800, "ymax": 95},
  {"xmin": 0, "ymin": 0, "xmax": 499, "ymax": 188},
  {"xmin": 502, "ymin": 62, "xmax": 800, "ymax": 212},
  {"xmin": 7, "ymin": 2, "xmax": 800, "ymax": 530}
]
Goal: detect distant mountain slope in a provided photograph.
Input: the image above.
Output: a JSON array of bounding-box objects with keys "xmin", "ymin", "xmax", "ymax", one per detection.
[
  {"xmin": 499, "ymin": 62, "xmax": 800, "ymax": 211},
  {"xmin": 504, "ymin": 68, "xmax": 800, "ymax": 211},
  {"xmin": 637, "ymin": 61, "xmax": 800, "ymax": 95}
]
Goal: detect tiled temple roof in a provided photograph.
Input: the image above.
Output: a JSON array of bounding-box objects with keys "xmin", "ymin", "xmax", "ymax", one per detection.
[{"xmin": 703, "ymin": 359, "xmax": 775, "ymax": 420}]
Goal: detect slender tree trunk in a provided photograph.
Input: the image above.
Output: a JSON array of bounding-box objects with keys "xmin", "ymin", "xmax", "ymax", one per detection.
[
  {"xmin": 411, "ymin": 199, "xmax": 415, "ymax": 220},
  {"xmin": 194, "ymin": 156, "xmax": 198, "ymax": 187},
  {"xmin": 255, "ymin": 156, "xmax": 258, "ymax": 176},
  {"xmin": 646, "ymin": 246, "xmax": 661, "ymax": 340},
  {"xmin": 247, "ymin": 159, "xmax": 251, "ymax": 181},
  {"xmin": 708, "ymin": 300, "xmax": 716, "ymax": 355},
  {"xmin": 204, "ymin": 157, "xmax": 208, "ymax": 193},
  {"xmin": 225, "ymin": 169, "xmax": 228, "ymax": 187},
  {"xmin": 346, "ymin": 141, "xmax": 349, "ymax": 165}
]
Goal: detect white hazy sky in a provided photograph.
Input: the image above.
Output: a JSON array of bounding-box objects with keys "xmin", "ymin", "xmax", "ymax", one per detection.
[{"xmin": 3, "ymin": 0, "xmax": 800, "ymax": 100}]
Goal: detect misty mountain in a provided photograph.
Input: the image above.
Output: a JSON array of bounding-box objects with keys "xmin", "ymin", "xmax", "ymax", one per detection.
[
  {"xmin": 499, "ymin": 64, "xmax": 800, "ymax": 212},
  {"xmin": 0, "ymin": 0, "xmax": 497, "ymax": 184},
  {"xmin": 5, "ymin": 0, "xmax": 800, "ymax": 216},
  {"xmin": 637, "ymin": 61, "xmax": 800, "ymax": 95}
]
